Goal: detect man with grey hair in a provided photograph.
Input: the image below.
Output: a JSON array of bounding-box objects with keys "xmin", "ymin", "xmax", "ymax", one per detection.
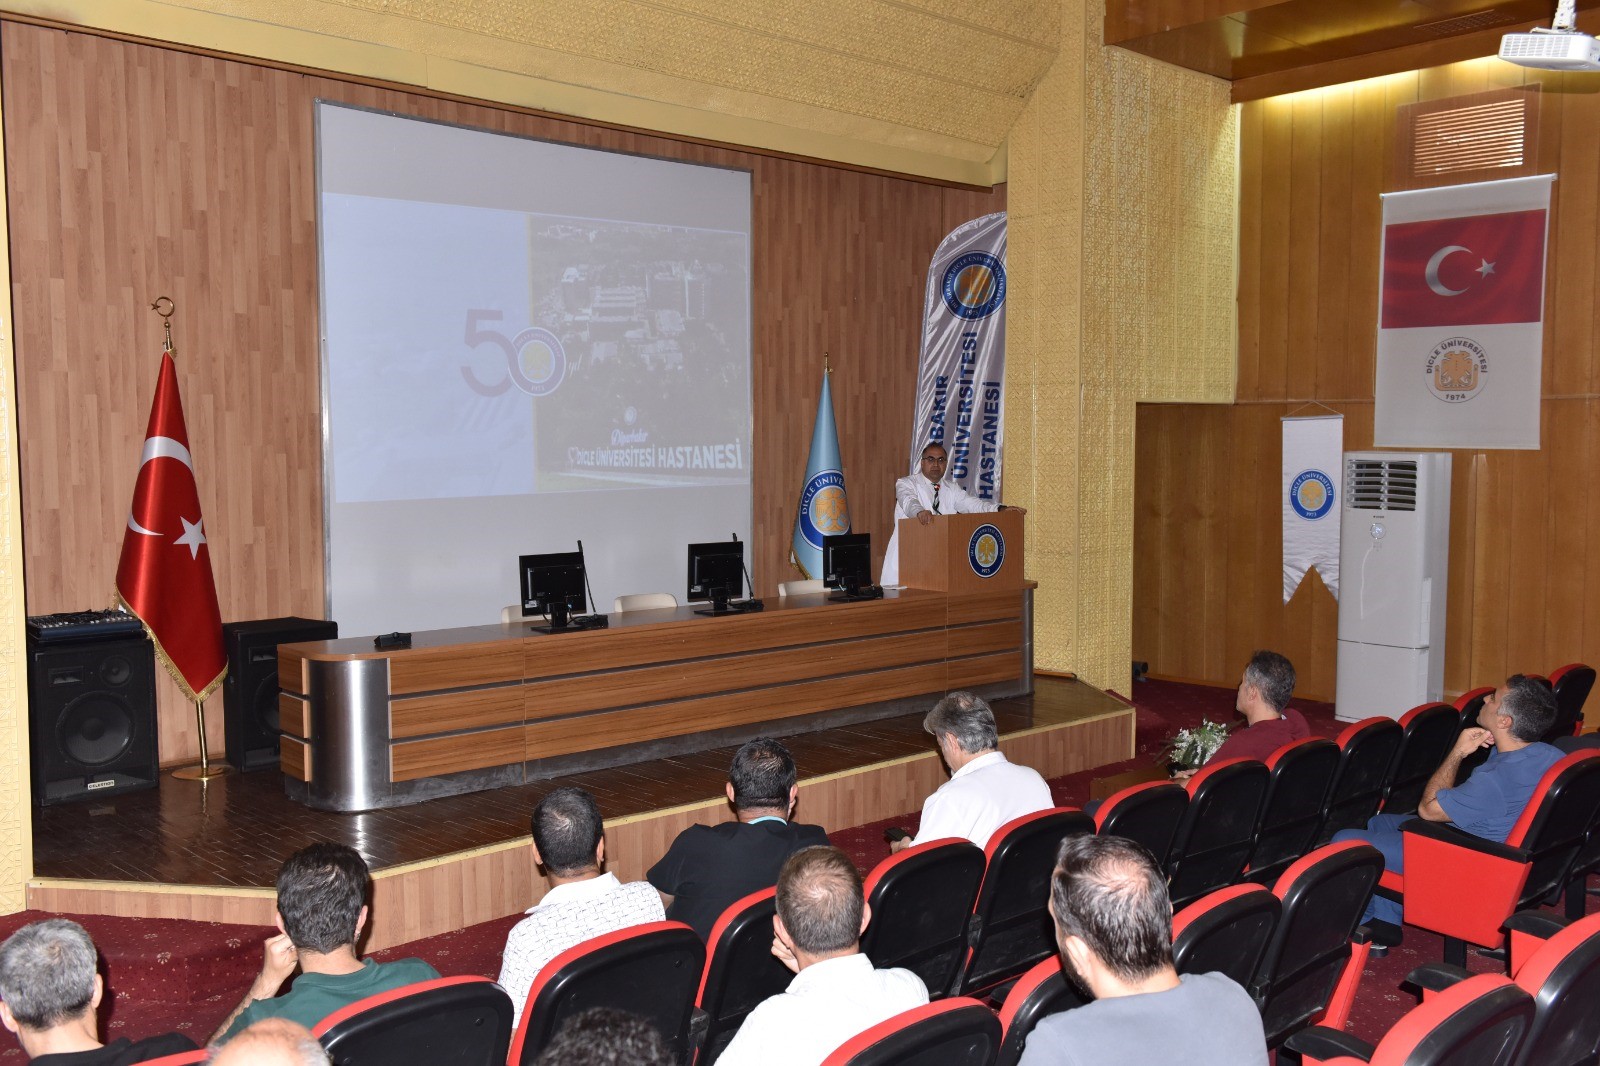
[
  {"xmin": 890, "ymin": 690, "xmax": 1052, "ymax": 852},
  {"xmin": 716, "ymin": 847, "xmax": 926, "ymax": 1066},
  {"xmin": 0, "ymin": 919, "xmax": 197, "ymax": 1064},
  {"xmin": 1176, "ymin": 650, "xmax": 1308, "ymax": 777},
  {"xmin": 208, "ymin": 1019, "xmax": 329, "ymax": 1065}
]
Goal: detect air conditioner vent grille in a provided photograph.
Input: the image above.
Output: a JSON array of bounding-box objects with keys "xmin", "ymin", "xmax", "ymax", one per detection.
[{"xmin": 1346, "ymin": 459, "xmax": 1418, "ymax": 511}]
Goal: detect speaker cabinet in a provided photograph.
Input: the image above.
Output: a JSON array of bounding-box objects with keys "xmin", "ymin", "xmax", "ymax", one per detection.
[
  {"xmin": 28, "ymin": 634, "xmax": 159, "ymax": 806},
  {"xmin": 223, "ymin": 617, "xmax": 338, "ymax": 771}
]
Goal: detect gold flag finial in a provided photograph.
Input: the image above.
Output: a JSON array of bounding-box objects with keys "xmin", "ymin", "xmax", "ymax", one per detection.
[{"xmin": 150, "ymin": 296, "xmax": 175, "ymax": 354}]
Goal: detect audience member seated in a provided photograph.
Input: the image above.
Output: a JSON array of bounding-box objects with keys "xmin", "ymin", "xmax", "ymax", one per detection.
[
  {"xmin": 1018, "ymin": 835, "xmax": 1267, "ymax": 1066},
  {"xmin": 0, "ymin": 919, "xmax": 197, "ymax": 1065},
  {"xmin": 716, "ymin": 846, "xmax": 928, "ymax": 1066},
  {"xmin": 498, "ymin": 786, "xmax": 664, "ymax": 1027},
  {"xmin": 212, "ymin": 843, "xmax": 439, "ymax": 1043},
  {"xmin": 1176, "ymin": 650, "xmax": 1307, "ymax": 779},
  {"xmin": 208, "ymin": 1019, "xmax": 328, "ymax": 1065},
  {"xmin": 648, "ymin": 737, "xmax": 828, "ymax": 939},
  {"xmin": 533, "ymin": 1007, "xmax": 673, "ymax": 1066},
  {"xmin": 889, "ymin": 691, "xmax": 1052, "ymax": 852},
  {"xmin": 1333, "ymin": 674, "xmax": 1564, "ymax": 949}
]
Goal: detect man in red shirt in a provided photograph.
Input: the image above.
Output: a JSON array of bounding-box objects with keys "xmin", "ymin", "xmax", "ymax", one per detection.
[{"xmin": 1178, "ymin": 651, "xmax": 1308, "ymax": 779}]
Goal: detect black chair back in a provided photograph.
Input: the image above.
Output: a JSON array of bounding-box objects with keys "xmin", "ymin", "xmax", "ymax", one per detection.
[
  {"xmin": 1317, "ymin": 717, "xmax": 1403, "ymax": 843},
  {"xmin": 822, "ymin": 1000, "xmax": 1001, "ymax": 1066},
  {"xmin": 1383, "ymin": 703, "xmax": 1461, "ymax": 815},
  {"xmin": 1548, "ymin": 664, "xmax": 1596, "ymax": 743},
  {"xmin": 510, "ymin": 922, "xmax": 704, "ymax": 1066},
  {"xmin": 1166, "ymin": 759, "xmax": 1269, "ymax": 909},
  {"xmin": 696, "ymin": 890, "xmax": 790, "ymax": 1066},
  {"xmin": 1506, "ymin": 752, "xmax": 1600, "ymax": 913},
  {"xmin": 994, "ymin": 957, "xmax": 1087, "ymax": 1066},
  {"xmin": 1455, "ymin": 687, "xmax": 1495, "ymax": 783},
  {"xmin": 860, "ymin": 838, "xmax": 986, "ymax": 998},
  {"xmin": 1171, "ymin": 883, "xmax": 1282, "ymax": 991},
  {"xmin": 314, "ymin": 976, "xmax": 514, "ymax": 1066},
  {"xmin": 956, "ymin": 808, "xmax": 1095, "ymax": 996},
  {"xmin": 1247, "ymin": 738, "xmax": 1339, "ymax": 885},
  {"xmin": 1094, "ymin": 780, "xmax": 1187, "ymax": 870},
  {"xmin": 1512, "ymin": 911, "xmax": 1600, "ymax": 1066}
]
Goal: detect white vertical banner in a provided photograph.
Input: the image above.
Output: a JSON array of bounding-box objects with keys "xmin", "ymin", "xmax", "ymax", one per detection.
[
  {"xmin": 1283, "ymin": 415, "xmax": 1343, "ymax": 602},
  {"xmin": 908, "ymin": 212, "xmax": 1007, "ymax": 501},
  {"xmin": 1374, "ymin": 175, "xmax": 1553, "ymax": 449}
]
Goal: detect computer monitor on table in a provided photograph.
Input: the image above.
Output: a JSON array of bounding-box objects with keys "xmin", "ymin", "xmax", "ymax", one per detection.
[
  {"xmin": 519, "ymin": 551, "xmax": 587, "ymax": 630},
  {"xmin": 822, "ymin": 533, "xmax": 880, "ymax": 602},
  {"xmin": 687, "ymin": 539, "xmax": 746, "ymax": 614}
]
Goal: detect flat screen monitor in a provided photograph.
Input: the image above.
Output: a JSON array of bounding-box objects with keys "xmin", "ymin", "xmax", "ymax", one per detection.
[
  {"xmin": 822, "ymin": 533, "xmax": 873, "ymax": 593},
  {"xmin": 687, "ymin": 540, "xmax": 745, "ymax": 605},
  {"xmin": 519, "ymin": 551, "xmax": 587, "ymax": 619}
]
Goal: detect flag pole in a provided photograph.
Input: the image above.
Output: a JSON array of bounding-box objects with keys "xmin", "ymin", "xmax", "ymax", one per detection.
[{"xmin": 148, "ymin": 297, "xmax": 229, "ymax": 784}]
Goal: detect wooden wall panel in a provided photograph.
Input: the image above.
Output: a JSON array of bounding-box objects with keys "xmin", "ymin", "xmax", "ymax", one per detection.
[
  {"xmin": 1, "ymin": 22, "xmax": 1002, "ymax": 762},
  {"xmin": 1134, "ymin": 59, "xmax": 1600, "ymax": 703}
]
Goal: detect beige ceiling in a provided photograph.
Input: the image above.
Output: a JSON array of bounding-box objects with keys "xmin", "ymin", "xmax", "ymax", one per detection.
[{"xmin": 9, "ymin": 0, "xmax": 1067, "ymax": 184}]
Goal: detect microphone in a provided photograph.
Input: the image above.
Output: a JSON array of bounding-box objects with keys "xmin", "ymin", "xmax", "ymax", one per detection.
[{"xmin": 733, "ymin": 532, "xmax": 764, "ymax": 611}]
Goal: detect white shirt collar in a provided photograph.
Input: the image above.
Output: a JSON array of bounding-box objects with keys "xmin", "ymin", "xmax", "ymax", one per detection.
[
  {"xmin": 950, "ymin": 750, "xmax": 1006, "ymax": 781},
  {"xmin": 788, "ymin": 951, "xmax": 874, "ymax": 993},
  {"xmin": 528, "ymin": 871, "xmax": 621, "ymax": 913}
]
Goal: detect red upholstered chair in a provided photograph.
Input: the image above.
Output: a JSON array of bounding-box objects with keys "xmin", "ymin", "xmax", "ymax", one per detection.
[
  {"xmin": 1252, "ymin": 841, "xmax": 1384, "ymax": 1048},
  {"xmin": 1452, "ymin": 687, "xmax": 1496, "ymax": 783},
  {"xmin": 859, "ymin": 838, "xmax": 985, "ymax": 998},
  {"xmin": 1092, "ymin": 779, "xmax": 1187, "ymax": 870},
  {"xmin": 1247, "ymin": 738, "xmax": 1340, "ymax": 885},
  {"xmin": 1165, "ymin": 758, "xmax": 1269, "ymax": 909},
  {"xmin": 819, "ymin": 998, "xmax": 1001, "ymax": 1066},
  {"xmin": 1316, "ymin": 717, "xmax": 1404, "ymax": 845},
  {"xmin": 1548, "ymin": 663, "xmax": 1595, "ymax": 741},
  {"xmin": 694, "ymin": 889, "xmax": 789, "ymax": 1066},
  {"xmin": 1378, "ymin": 751, "xmax": 1600, "ymax": 967},
  {"xmin": 952, "ymin": 808, "xmax": 1095, "ymax": 997},
  {"xmin": 509, "ymin": 921, "xmax": 704, "ymax": 1066},
  {"xmin": 1381, "ymin": 703, "xmax": 1461, "ymax": 815},
  {"xmin": 140, "ymin": 1053, "xmax": 208, "ymax": 1066},
  {"xmin": 1279, "ymin": 973, "xmax": 1533, "ymax": 1066},
  {"xmin": 1171, "ymin": 882, "xmax": 1281, "ymax": 991},
  {"xmin": 310, "ymin": 975, "xmax": 513, "ymax": 1066},
  {"xmin": 1407, "ymin": 909, "xmax": 1600, "ymax": 1066},
  {"xmin": 993, "ymin": 956, "xmax": 1085, "ymax": 1066}
]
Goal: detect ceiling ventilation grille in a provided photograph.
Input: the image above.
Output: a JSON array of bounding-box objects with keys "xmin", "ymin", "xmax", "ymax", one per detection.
[{"xmin": 1346, "ymin": 459, "xmax": 1418, "ymax": 512}]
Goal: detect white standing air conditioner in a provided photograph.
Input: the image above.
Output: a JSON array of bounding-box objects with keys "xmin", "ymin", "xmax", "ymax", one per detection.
[{"xmin": 1334, "ymin": 452, "xmax": 1451, "ymax": 723}]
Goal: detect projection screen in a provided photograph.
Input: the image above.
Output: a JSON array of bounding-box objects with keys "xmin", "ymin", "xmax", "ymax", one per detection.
[{"xmin": 316, "ymin": 103, "xmax": 753, "ymax": 637}]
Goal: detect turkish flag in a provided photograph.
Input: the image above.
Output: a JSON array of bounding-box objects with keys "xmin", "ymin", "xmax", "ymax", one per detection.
[
  {"xmin": 1381, "ymin": 209, "xmax": 1547, "ymax": 329},
  {"xmin": 115, "ymin": 351, "xmax": 226, "ymax": 702}
]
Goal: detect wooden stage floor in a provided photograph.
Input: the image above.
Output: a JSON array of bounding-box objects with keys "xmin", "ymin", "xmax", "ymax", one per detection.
[{"xmin": 30, "ymin": 676, "xmax": 1133, "ymax": 949}]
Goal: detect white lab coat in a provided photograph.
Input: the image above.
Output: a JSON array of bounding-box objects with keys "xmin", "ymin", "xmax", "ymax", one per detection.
[{"xmin": 879, "ymin": 472, "xmax": 998, "ymax": 585}]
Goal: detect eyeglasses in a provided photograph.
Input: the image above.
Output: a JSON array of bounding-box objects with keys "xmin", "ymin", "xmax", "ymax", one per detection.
[{"xmin": 920, "ymin": 456, "xmax": 947, "ymax": 464}]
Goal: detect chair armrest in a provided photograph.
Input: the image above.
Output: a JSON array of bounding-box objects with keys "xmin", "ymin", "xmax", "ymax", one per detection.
[
  {"xmin": 1405, "ymin": 962, "xmax": 1471, "ymax": 997},
  {"xmin": 1502, "ymin": 911, "xmax": 1569, "ymax": 939},
  {"xmin": 688, "ymin": 1008, "xmax": 708, "ymax": 1053},
  {"xmin": 1399, "ymin": 819, "xmax": 1528, "ymax": 863},
  {"xmin": 1282, "ymin": 1025, "xmax": 1375, "ymax": 1064},
  {"xmin": 1398, "ymin": 821, "xmax": 1533, "ymax": 947}
]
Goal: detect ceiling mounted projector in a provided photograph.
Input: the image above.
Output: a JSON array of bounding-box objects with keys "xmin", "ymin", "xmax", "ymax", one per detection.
[{"xmin": 1500, "ymin": 0, "xmax": 1600, "ymax": 70}]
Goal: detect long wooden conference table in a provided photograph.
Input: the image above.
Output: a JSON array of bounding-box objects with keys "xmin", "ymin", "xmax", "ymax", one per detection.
[{"xmin": 276, "ymin": 585, "xmax": 1035, "ymax": 812}]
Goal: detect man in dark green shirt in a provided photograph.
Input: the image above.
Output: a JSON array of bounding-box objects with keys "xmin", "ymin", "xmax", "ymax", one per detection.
[{"xmin": 211, "ymin": 843, "xmax": 438, "ymax": 1044}]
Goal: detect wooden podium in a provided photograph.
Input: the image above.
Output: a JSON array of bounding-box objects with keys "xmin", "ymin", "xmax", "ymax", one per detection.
[{"xmin": 898, "ymin": 510, "xmax": 1027, "ymax": 593}]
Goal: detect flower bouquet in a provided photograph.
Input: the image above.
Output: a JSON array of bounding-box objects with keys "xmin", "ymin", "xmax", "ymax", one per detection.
[{"xmin": 1160, "ymin": 719, "xmax": 1232, "ymax": 773}]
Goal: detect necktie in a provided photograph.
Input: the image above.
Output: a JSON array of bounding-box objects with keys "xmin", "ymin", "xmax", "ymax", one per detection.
[{"xmin": 932, "ymin": 484, "xmax": 941, "ymax": 515}]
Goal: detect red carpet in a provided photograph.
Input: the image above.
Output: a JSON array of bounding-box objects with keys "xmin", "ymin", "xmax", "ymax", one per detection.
[{"xmin": 0, "ymin": 679, "xmax": 1571, "ymax": 1057}]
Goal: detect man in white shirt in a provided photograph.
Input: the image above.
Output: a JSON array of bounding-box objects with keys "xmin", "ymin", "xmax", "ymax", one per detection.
[
  {"xmin": 880, "ymin": 442, "xmax": 1023, "ymax": 586},
  {"xmin": 497, "ymin": 786, "xmax": 665, "ymax": 1028},
  {"xmin": 891, "ymin": 691, "xmax": 1054, "ymax": 852},
  {"xmin": 717, "ymin": 846, "xmax": 927, "ymax": 1066}
]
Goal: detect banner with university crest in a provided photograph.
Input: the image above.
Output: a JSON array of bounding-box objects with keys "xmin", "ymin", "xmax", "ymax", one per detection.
[
  {"xmin": 907, "ymin": 212, "xmax": 1007, "ymax": 500},
  {"xmin": 790, "ymin": 367, "xmax": 851, "ymax": 579},
  {"xmin": 1374, "ymin": 175, "xmax": 1553, "ymax": 449},
  {"xmin": 1282, "ymin": 415, "xmax": 1342, "ymax": 602}
]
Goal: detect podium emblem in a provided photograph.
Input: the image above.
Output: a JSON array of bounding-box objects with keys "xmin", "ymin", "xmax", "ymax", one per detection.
[{"xmin": 968, "ymin": 523, "xmax": 1005, "ymax": 578}]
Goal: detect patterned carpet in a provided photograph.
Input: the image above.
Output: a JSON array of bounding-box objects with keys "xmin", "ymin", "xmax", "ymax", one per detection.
[{"xmin": 0, "ymin": 678, "xmax": 1559, "ymax": 1057}]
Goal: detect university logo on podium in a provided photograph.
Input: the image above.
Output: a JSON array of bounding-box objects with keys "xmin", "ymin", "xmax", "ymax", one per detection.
[{"xmin": 968, "ymin": 523, "xmax": 1005, "ymax": 578}]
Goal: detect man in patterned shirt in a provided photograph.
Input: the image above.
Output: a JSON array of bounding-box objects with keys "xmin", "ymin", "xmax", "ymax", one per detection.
[{"xmin": 497, "ymin": 786, "xmax": 664, "ymax": 1027}]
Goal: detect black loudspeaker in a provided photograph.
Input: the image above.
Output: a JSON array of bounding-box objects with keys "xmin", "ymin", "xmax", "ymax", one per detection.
[
  {"xmin": 28, "ymin": 634, "xmax": 159, "ymax": 806},
  {"xmin": 222, "ymin": 617, "xmax": 338, "ymax": 771}
]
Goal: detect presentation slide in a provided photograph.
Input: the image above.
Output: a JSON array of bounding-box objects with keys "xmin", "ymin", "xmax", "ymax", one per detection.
[{"xmin": 317, "ymin": 103, "xmax": 753, "ymax": 636}]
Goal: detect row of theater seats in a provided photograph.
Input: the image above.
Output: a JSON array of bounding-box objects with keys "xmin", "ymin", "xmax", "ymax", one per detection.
[{"xmin": 825, "ymin": 904, "xmax": 1600, "ymax": 1066}]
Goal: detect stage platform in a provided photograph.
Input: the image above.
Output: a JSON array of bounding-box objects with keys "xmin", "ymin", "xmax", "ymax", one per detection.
[{"xmin": 29, "ymin": 676, "xmax": 1133, "ymax": 950}]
